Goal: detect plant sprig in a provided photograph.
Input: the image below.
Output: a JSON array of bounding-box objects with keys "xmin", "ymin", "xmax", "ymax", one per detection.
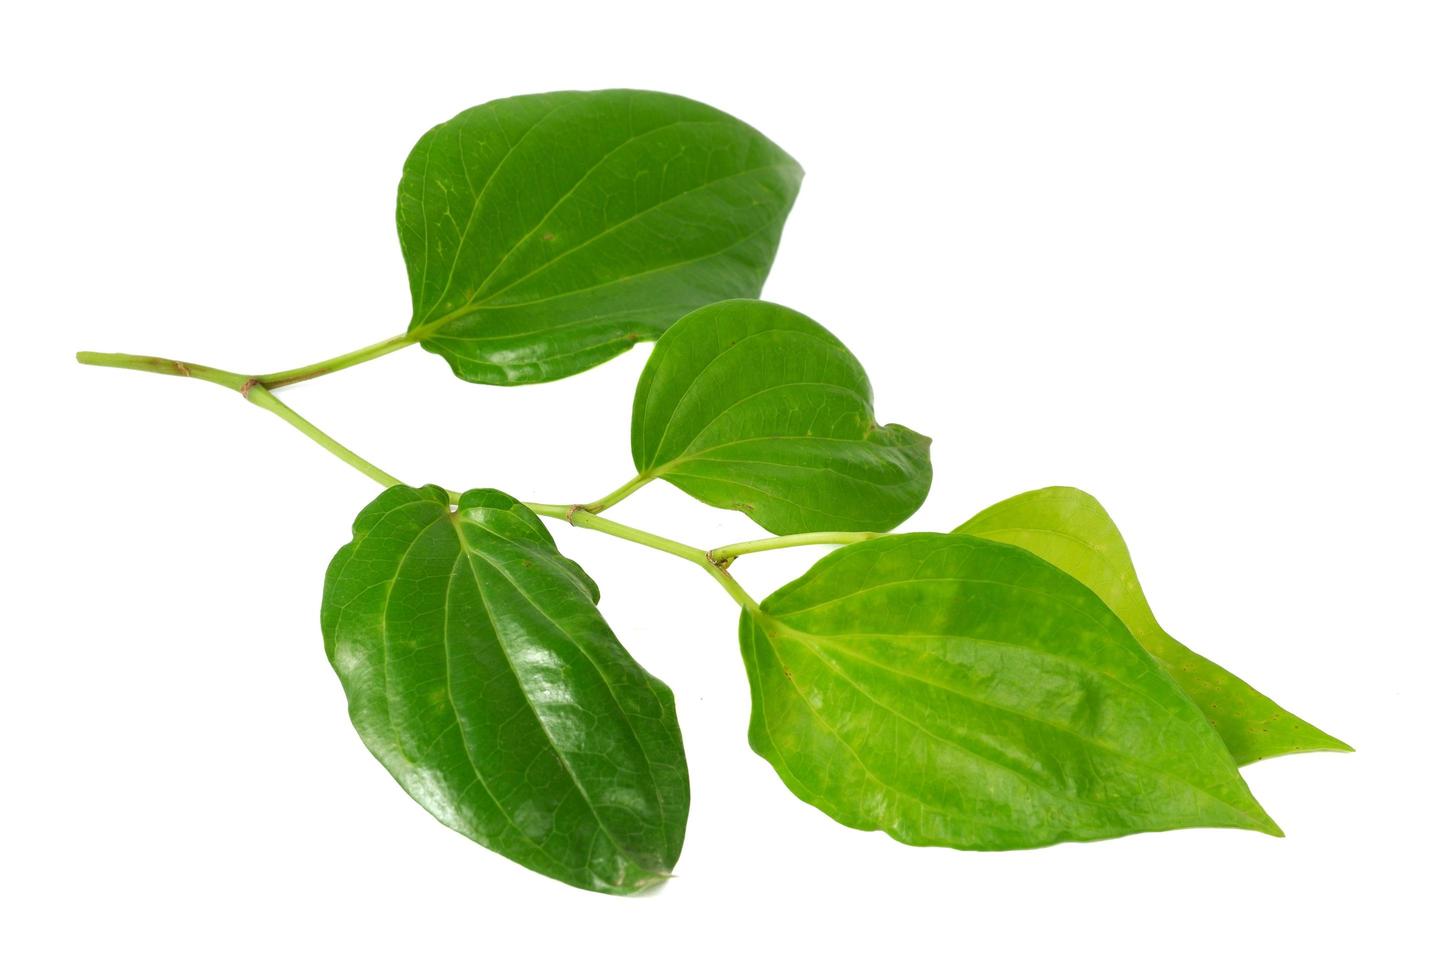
[{"xmin": 78, "ymin": 89, "xmax": 1348, "ymax": 896}]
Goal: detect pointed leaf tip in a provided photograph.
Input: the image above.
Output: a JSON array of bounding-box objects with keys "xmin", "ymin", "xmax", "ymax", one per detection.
[
  {"xmin": 954, "ymin": 485, "xmax": 1350, "ymax": 766},
  {"xmin": 740, "ymin": 533, "xmax": 1278, "ymax": 850}
]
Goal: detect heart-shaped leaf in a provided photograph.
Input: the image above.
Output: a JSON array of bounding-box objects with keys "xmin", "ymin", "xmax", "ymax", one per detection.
[
  {"xmin": 631, "ymin": 300, "xmax": 932, "ymax": 533},
  {"xmin": 397, "ymin": 90, "xmax": 803, "ymax": 385},
  {"xmin": 322, "ymin": 485, "xmax": 689, "ymax": 894},
  {"xmin": 740, "ymin": 533, "xmax": 1280, "ymax": 849},
  {"xmin": 956, "ymin": 487, "xmax": 1350, "ymax": 764}
]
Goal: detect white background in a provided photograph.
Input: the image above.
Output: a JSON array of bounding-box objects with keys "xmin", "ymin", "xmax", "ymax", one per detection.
[{"xmin": 3, "ymin": 2, "xmax": 1425, "ymax": 976}]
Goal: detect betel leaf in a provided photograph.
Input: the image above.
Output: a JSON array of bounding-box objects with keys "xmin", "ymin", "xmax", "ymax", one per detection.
[
  {"xmin": 739, "ymin": 533, "xmax": 1280, "ymax": 849},
  {"xmin": 397, "ymin": 90, "xmax": 803, "ymax": 385},
  {"xmin": 955, "ymin": 487, "xmax": 1350, "ymax": 764},
  {"xmin": 321, "ymin": 485, "xmax": 689, "ymax": 894},
  {"xmin": 631, "ymin": 299, "xmax": 932, "ymax": 533}
]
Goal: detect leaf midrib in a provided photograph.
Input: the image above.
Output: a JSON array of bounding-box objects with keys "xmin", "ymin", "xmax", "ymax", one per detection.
[
  {"xmin": 747, "ymin": 619, "xmax": 1037, "ymax": 836},
  {"xmin": 754, "ymin": 614, "xmax": 1267, "ymax": 831},
  {"xmin": 660, "ymin": 438, "xmax": 929, "ymax": 491},
  {"xmin": 456, "ymin": 523, "xmax": 669, "ymax": 881},
  {"xmin": 412, "ymin": 207, "xmax": 790, "ymax": 357},
  {"xmin": 359, "ymin": 498, "xmax": 575, "ymax": 870},
  {"xmin": 782, "ymin": 628, "xmax": 1179, "ymax": 823},
  {"xmin": 663, "ymin": 470, "xmax": 909, "ymax": 525},
  {"xmin": 438, "ymin": 544, "xmax": 571, "ymax": 869},
  {"xmin": 415, "ymin": 160, "xmax": 798, "ymax": 333},
  {"xmin": 653, "ymin": 379, "xmax": 870, "ymax": 465},
  {"xmin": 472, "ymin": 152, "xmax": 790, "ymax": 310},
  {"xmin": 641, "ymin": 326, "xmax": 853, "ymax": 465},
  {"xmin": 465, "ymin": 116, "xmax": 734, "ymax": 301},
  {"xmin": 420, "ymin": 100, "xmax": 565, "ymax": 321},
  {"xmin": 463, "ymin": 538, "xmax": 671, "ymax": 846},
  {"xmin": 808, "ymin": 631, "xmax": 1261, "ymax": 823}
]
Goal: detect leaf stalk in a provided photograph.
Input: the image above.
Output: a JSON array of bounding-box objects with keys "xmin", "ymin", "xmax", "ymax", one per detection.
[
  {"xmin": 525, "ymin": 503, "xmax": 764, "ymax": 614},
  {"xmin": 242, "ymin": 386, "xmax": 403, "ymax": 487},
  {"xmin": 708, "ymin": 531, "xmax": 883, "ymax": 564},
  {"xmin": 257, "ymin": 332, "xmax": 417, "ymax": 388},
  {"xmin": 580, "ymin": 473, "xmax": 654, "ymax": 513}
]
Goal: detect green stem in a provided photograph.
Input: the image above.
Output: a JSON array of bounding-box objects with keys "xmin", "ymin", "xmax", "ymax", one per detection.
[
  {"xmin": 77, "ymin": 348, "xmax": 764, "ymax": 613},
  {"xmin": 243, "ymin": 386, "xmax": 403, "ymax": 488},
  {"xmin": 257, "ymin": 332, "xmax": 417, "ymax": 388},
  {"xmin": 256, "ymin": 307, "xmax": 472, "ymax": 389},
  {"xmin": 703, "ymin": 564, "xmax": 762, "ymax": 614},
  {"xmin": 76, "ymin": 351, "xmax": 251, "ymax": 391},
  {"xmin": 522, "ymin": 502, "xmax": 575, "ymax": 520},
  {"xmin": 568, "ymin": 509, "xmax": 710, "ymax": 564},
  {"xmin": 77, "ymin": 349, "xmax": 404, "ymax": 490},
  {"xmin": 524, "ymin": 504, "xmax": 762, "ymax": 614},
  {"xmin": 708, "ymin": 530, "xmax": 883, "ymax": 564},
  {"xmin": 581, "ymin": 473, "xmax": 654, "ymax": 513},
  {"xmin": 81, "ymin": 328, "xmax": 420, "ymax": 396}
]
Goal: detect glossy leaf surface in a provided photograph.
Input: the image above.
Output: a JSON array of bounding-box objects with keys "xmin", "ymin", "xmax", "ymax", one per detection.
[
  {"xmin": 397, "ymin": 90, "xmax": 802, "ymax": 384},
  {"xmin": 956, "ymin": 487, "xmax": 1349, "ymax": 764},
  {"xmin": 631, "ymin": 300, "xmax": 932, "ymax": 533},
  {"xmin": 740, "ymin": 533, "xmax": 1280, "ymax": 849},
  {"xmin": 322, "ymin": 485, "xmax": 688, "ymax": 894}
]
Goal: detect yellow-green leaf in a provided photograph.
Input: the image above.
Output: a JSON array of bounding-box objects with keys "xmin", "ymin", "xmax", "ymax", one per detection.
[
  {"xmin": 741, "ymin": 533, "xmax": 1280, "ymax": 849},
  {"xmin": 956, "ymin": 487, "xmax": 1350, "ymax": 764}
]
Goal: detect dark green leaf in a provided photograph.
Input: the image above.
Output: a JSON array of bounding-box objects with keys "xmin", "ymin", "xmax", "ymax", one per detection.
[
  {"xmin": 397, "ymin": 90, "xmax": 802, "ymax": 385},
  {"xmin": 740, "ymin": 533, "xmax": 1280, "ymax": 849},
  {"xmin": 631, "ymin": 299, "xmax": 932, "ymax": 533},
  {"xmin": 956, "ymin": 487, "xmax": 1350, "ymax": 764},
  {"xmin": 321, "ymin": 485, "xmax": 688, "ymax": 894}
]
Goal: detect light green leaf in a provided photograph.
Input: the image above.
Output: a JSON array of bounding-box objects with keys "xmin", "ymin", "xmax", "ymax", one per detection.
[
  {"xmin": 397, "ymin": 90, "xmax": 802, "ymax": 385},
  {"xmin": 956, "ymin": 487, "xmax": 1350, "ymax": 764},
  {"xmin": 740, "ymin": 533, "xmax": 1280, "ymax": 849},
  {"xmin": 321, "ymin": 485, "xmax": 689, "ymax": 894},
  {"xmin": 631, "ymin": 300, "xmax": 932, "ymax": 533}
]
